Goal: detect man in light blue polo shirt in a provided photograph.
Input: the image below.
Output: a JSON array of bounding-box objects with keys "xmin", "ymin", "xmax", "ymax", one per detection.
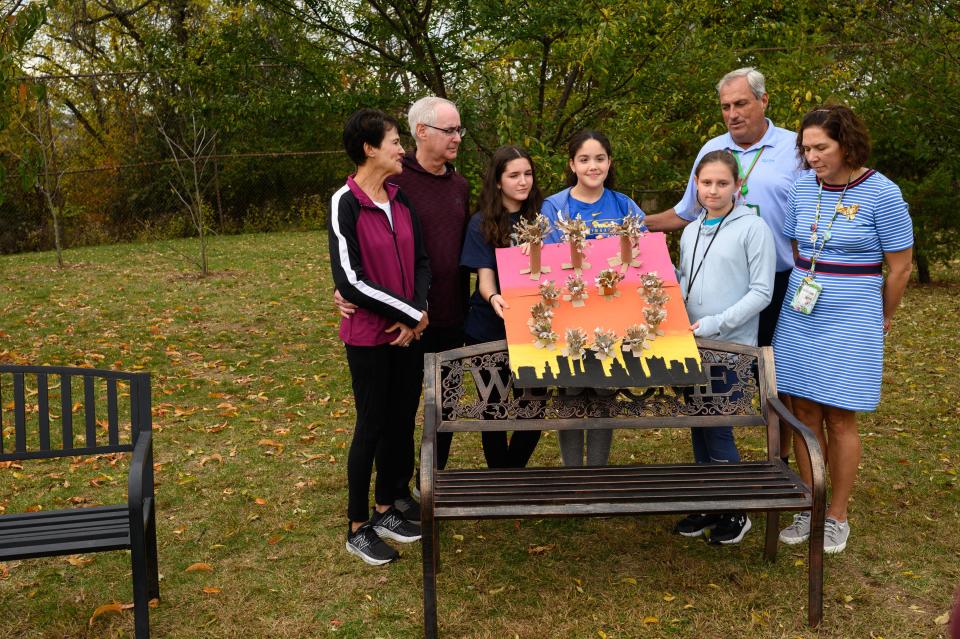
[{"xmin": 645, "ymin": 67, "xmax": 803, "ymax": 347}]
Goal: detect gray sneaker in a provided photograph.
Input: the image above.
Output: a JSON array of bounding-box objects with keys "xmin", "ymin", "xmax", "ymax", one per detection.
[
  {"xmin": 823, "ymin": 517, "xmax": 850, "ymax": 554},
  {"xmin": 779, "ymin": 511, "xmax": 811, "ymax": 545}
]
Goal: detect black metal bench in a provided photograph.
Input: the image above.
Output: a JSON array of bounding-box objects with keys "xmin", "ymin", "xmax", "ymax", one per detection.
[
  {"xmin": 420, "ymin": 338, "xmax": 827, "ymax": 637},
  {"xmin": 0, "ymin": 365, "xmax": 158, "ymax": 638}
]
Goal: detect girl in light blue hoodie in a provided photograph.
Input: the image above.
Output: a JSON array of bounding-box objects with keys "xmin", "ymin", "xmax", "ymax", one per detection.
[{"xmin": 675, "ymin": 150, "xmax": 776, "ymax": 545}]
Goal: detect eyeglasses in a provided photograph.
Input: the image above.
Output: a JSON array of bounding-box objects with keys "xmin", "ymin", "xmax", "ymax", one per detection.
[{"xmin": 422, "ymin": 123, "xmax": 467, "ymax": 138}]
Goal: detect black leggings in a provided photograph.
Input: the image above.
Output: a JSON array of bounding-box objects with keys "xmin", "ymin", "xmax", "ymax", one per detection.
[
  {"xmin": 466, "ymin": 337, "xmax": 541, "ymax": 469},
  {"xmin": 345, "ymin": 342, "xmax": 423, "ymax": 522}
]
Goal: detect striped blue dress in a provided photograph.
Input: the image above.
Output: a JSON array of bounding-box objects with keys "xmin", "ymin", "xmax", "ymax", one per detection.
[{"xmin": 772, "ymin": 170, "xmax": 913, "ymax": 411}]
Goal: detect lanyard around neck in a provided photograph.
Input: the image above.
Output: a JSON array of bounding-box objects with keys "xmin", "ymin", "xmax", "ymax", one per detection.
[
  {"xmin": 732, "ymin": 147, "xmax": 765, "ymax": 196},
  {"xmin": 684, "ymin": 210, "xmax": 731, "ymax": 303},
  {"xmin": 807, "ymin": 174, "xmax": 854, "ymax": 276}
]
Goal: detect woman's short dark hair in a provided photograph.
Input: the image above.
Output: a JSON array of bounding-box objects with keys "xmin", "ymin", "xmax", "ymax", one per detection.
[
  {"xmin": 342, "ymin": 108, "xmax": 400, "ymax": 166},
  {"xmin": 797, "ymin": 104, "xmax": 871, "ymax": 170},
  {"xmin": 565, "ymin": 129, "xmax": 616, "ymax": 188}
]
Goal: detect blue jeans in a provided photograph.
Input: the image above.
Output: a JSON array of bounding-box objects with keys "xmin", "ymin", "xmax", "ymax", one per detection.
[{"xmin": 690, "ymin": 427, "xmax": 741, "ymax": 464}]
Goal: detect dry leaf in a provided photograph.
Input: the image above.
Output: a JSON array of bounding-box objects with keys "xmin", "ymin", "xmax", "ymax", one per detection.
[
  {"xmin": 89, "ymin": 602, "xmax": 128, "ymax": 626},
  {"xmin": 487, "ymin": 586, "xmax": 505, "ymax": 595},
  {"xmin": 66, "ymin": 555, "xmax": 94, "ymax": 567},
  {"xmin": 527, "ymin": 544, "xmax": 555, "ymax": 555},
  {"xmin": 452, "ymin": 534, "xmax": 464, "ymax": 542},
  {"xmin": 202, "ymin": 586, "xmax": 221, "ymax": 594},
  {"xmin": 0, "ymin": 563, "xmax": 8, "ymax": 580},
  {"xmin": 642, "ymin": 616, "xmax": 659, "ymax": 624},
  {"xmin": 620, "ymin": 577, "xmax": 637, "ymax": 585},
  {"xmin": 597, "ymin": 631, "xmax": 608, "ymax": 639},
  {"xmin": 662, "ymin": 593, "xmax": 676, "ymax": 602},
  {"xmin": 254, "ymin": 497, "xmax": 268, "ymax": 506},
  {"xmin": 935, "ymin": 611, "xmax": 951, "ymax": 625},
  {"xmin": 199, "ymin": 454, "xmax": 223, "ymax": 467},
  {"xmin": 185, "ymin": 562, "xmax": 214, "ymax": 573}
]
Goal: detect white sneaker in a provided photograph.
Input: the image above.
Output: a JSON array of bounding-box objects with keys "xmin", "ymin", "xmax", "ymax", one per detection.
[
  {"xmin": 779, "ymin": 511, "xmax": 811, "ymax": 545},
  {"xmin": 823, "ymin": 517, "xmax": 850, "ymax": 554}
]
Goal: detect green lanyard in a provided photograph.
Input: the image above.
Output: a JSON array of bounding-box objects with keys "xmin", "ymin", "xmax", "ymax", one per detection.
[{"xmin": 732, "ymin": 147, "xmax": 765, "ymax": 196}]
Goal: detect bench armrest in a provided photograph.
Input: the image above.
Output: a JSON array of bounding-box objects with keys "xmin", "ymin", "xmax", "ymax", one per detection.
[
  {"xmin": 767, "ymin": 397, "xmax": 826, "ymax": 508},
  {"xmin": 128, "ymin": 431, "xmax": 154, "ymax": 527}
]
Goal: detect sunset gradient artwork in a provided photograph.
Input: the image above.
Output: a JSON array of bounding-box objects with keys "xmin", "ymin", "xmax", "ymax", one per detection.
[{"xmin": 495, "ymin": 233, "xmax": 706, "ymax": 388}]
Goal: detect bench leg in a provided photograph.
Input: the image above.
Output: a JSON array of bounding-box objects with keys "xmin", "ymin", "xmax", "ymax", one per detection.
[
  {"xmin": 147, "ymin": 508, "xmax": 160, "ymax": 601},
  {"xmin": 131, "ymin": 537, "xmax": 152, "ymax": 638},
  {"xmin": 807, "ymin": 515, "xmax": 824, "ymax": 626},
  {"xmin": 422, "ymin": 517, "xmax": 439, "ymax": 639},
  {"xmin": 763, "ymin": 511, "xmax": 779, "ymax": 561}
]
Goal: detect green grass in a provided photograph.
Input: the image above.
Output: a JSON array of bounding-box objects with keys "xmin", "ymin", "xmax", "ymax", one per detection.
[{"xmin": 0, "ymin": 233, "xmax": 958, "ymax": 638}]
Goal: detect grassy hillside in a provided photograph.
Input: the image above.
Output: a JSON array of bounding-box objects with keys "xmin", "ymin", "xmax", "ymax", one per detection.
[{"xmin": 1, "ymin": 233, "xmax": 957, "ymax": 638}]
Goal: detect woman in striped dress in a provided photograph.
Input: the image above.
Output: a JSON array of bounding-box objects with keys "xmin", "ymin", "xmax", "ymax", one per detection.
[{"xmin": 773, "ymin": 105, "xmax": 913, "ymax": 554}]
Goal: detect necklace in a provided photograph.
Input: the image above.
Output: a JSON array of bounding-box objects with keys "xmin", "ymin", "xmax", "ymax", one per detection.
[
  {"xmin": 806, "ymin": 172, "xmax": 854, "ymax": 277},
  {"xmin": 732, "ymin": 147, "xmax": 765, "ymax": 196}
]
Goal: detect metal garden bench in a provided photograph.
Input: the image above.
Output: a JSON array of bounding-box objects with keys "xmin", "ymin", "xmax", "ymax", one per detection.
[
  {"xmin": 420, "ymin": 338, "xmax": 827, "ymax": 638},
  {"xmin": 0, "ymin": 365, "xmax": 158, "ymax": 638}
]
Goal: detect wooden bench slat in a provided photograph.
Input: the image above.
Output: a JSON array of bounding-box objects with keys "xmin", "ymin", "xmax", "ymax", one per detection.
[
  {"xmin": 13, "ymin": 372, "xmax": 26, "ymax": 452},
  {"xmin": 61, "ymin": 374, "xmax": 73, "ymax": 450},
  {"xmin": 37, "ymin": 373, "xmax": 51, "ymax": 450},
  {"xmin": 0, "ymin": 536, "xmax": 132, "ymax": 561},
  {"xmin": 436, "ymin": 478, "xmax": 804, "ymax": 496},
  {"xmin": 84, "ymin": 376, "xmax": 97, "ymax": 448},
  {"xmin": 0, "ymin": 505, "xmax": 128, "ymax": 527},
  {"xmin": 107, "ymin": 378, "xmax": 119, "ymax": 446},
  {"xmin": 436, "ymin": 483, "xmax": 807, "ymax": 504},
  {"xmin": 436, "ymin": 462, "xmax": 786, "ymax": 482}
]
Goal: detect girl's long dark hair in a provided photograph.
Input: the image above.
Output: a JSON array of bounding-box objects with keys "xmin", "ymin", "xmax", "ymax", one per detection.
[
  {"xmin": 564, "ymin": 129, "xmax": 616, "ymax": 188},
  {"xmin": 479, "ymin": 146, "xmax": 543, "ymax": 248}
]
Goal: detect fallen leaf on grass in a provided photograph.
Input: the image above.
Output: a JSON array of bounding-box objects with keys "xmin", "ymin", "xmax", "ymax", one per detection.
[
  {"xmin": 662, "ymin": 593, "xmax": 676, "ymax": 602},
  {"xmin": 597, "ymin": 630, "xmax": 607, "ymax": 639},
  {"xmin": 620, "ymin": 577, "xmax": 637, "ymax": 585},
  {"xmin": 487, "ymin": 586, "xmax": 505, "ymax": 595},
  {"xmin": 66, "ymin": 555, "xmax": 94, "ymax": 567},
  {"xmin": 89, "ymin": 602, "xmax": 132, "ymax": 626},
  {"xmin": 199, "ymin": 454, "xmax": 223, "ymax": 466},
  {"xmin": 202, "ymin": 587, "xmax": 221, "ymax": 594},
  {"xmin": 527, "ymin": 544, "xmax": 555, "ymax": 555},
  {"xmin": 185, "ymin": 562, "xmax": 214, "ymax": 573},
  {"xmin": 750, "ymin": 610, "xmax": 770, "ymax": 625},
  {"xmin": 254, "ymin": 497, "xmax": 268, "ymax": 506},
  {"xmin": 642, "ymin": 616, "xmax": 659, "ymax": 624},
  {"xmin": 935, "ymin": 611, "xmax": 951, "ymax": 625},
  {"xmin": 0, "ymin": 563, "xmax": 8, "ymax": 579},
  {"xmin": 267, "ymin": 534, "xmax": 284, "ymax": 545},
  {"xmin": 258, "ymin": 439, "xmax": 284, "ymax": 450},
  {"xmin": 452, "ymin": 534, "xmax": 464, "ymax": 542}
]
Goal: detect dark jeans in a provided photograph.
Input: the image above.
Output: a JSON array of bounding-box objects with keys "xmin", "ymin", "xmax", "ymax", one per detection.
[
  {"xmin": 345, "ymin": 342, "xmax": 423, "ymax": 522},
  {"xmin": 758, "ymin": 269, "xmax": 791, "ymax": 347},
  {"xmin": 408, "ymin": 325, "xmax": 464, "ymax": 496}
]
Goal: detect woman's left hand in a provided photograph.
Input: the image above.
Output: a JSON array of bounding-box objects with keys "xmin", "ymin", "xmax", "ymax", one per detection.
[
  {"xmin": 688, "ymin": 321, "xmax": 700, "ymax": 332},
  {"xmin": 883, "ymin": 316, "xmax": 892, "ymax": 335}
]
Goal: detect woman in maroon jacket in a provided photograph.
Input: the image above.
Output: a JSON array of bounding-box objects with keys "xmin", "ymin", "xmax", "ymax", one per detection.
[{"xmin": 329, "ymin": 109, "xmax": 430, "ymax": 565}]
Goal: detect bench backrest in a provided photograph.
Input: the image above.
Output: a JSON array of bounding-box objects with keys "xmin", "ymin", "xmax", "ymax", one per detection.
[
  {"xmin": 0, "ymin": 365, "xmax": 151, "ymax": 461},
  {"xmin": 424, "ymin": 338, "xmax": 779, "ymax": 455}
]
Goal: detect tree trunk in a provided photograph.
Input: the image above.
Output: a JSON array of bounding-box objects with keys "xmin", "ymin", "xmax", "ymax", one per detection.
[{"xmin": 915, "ymin": 250, "xmax": 930, "ymax": 284}]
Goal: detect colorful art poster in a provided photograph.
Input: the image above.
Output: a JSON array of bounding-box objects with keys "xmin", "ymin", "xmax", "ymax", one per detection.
[{"xmin": 495, "ymin": 233, "xmax": 705, "ymax": 389}]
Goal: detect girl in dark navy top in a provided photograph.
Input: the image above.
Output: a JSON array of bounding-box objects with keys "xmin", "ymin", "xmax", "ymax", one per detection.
[{"xmin": 460, "ymin": 145, "xmax": 544, "ymax": 468}]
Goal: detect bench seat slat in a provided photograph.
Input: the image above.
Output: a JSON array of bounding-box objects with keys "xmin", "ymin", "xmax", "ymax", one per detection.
[
  {"xmin": 436, "ymin": 484, "xmax": 808, "ymax": 505},
  {"xmin": 0, "ymin": 525, "xmax": 130, "ymax": 548},
  {"xmin": 0, "ymin": 505, "xmax": 128, "ymax": 527},
  {"xmin": 436, "ymin": 461, "xmax": 784, "ymax": 479},
  {"xmin": 0, "ymin": 536, "xmax": 132, "ymax": 561},
  {"xmin": 437, "ymin": 478, "xmax": 804, "ymax": 496}
]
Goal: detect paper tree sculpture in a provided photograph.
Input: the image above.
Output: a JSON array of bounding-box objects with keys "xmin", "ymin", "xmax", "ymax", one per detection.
[
  {"xmin": 561, "ymin": 327, "xmax": 588, "ymax": 360},
  {"xmin": 538, "ymin": 280, "xmax": 560, "ymax": 307},
  {"xmin": 512, "ymin": 214, "xmax": 552, "ymax": 280},
  {"xmin": 562, "ymin": 273, "xmax": 588, "ymax": 307},
  {"xmin": 644, "ymin": 306, "xmax": 668, "ymax": 336},
  {"xmin": 621, "ymin": 323, "xmax": 652, "ymax": 356},
  {"xmin": 591, "ymin": 327, "xmax": 618, "ymax": 360},
  {"xmin": 555, "ymin": 216, "xmax": 591, "ymax": 272},
  {"xmin": 607, "ymin": 213, "xmax": 645, "ymax": 272},
  {"xmin": 595, "ymin": 268, "xmax": 625, "ymax": 299},
  {"xmin": 528, "ymin": 301, "xmax": 557, "ymax": 349}
]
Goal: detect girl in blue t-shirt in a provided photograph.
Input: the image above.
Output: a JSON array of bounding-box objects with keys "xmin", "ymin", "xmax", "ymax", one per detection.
[
  {"xmin": 541, "ymin": 130, "xmax": 646, "ymax": 466},
  {"xmin": 460, "ymin": 145, "xmax": 544, "ymax": 468}
]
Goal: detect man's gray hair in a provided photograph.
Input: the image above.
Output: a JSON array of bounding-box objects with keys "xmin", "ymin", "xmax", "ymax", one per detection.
[
  {"xmin": 408, "ymin": 96, "xmax": 457, "ymax": 142},
  {"xmin": 716, "ymin": 67, "xmax": 766, "ymax": 99}
]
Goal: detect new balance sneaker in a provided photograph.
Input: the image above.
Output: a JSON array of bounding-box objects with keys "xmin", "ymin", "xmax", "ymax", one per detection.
[
  {"xmin": 674, "ymin": 513, "xmax": 722, "ymax": 538},
  {"xmin": 779, "ymin": 511, "xmax": 812, "ymax": 545},
  {"xmin": 371, "ymin": 506, "xmax": 422, "ymax": 543},
  {"xmin": 707, "ymin": 513, "xmax": 752, "ymax": 545},
  {"xmin": 394, "ymin": 496, "xmax": 421, "ymax": 524},
  {"xmin": 346, "ymin": 523, "xmax": 398, "ymax": 566},
  {"xmin": 823, "ymin": 517, "xmax": 850, "ymax": 554}
]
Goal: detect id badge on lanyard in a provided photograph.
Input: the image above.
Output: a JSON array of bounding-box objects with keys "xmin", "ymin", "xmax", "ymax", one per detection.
[{"xmin": 791, "ymin": 276, "xmax": 823, "ymax": 315}]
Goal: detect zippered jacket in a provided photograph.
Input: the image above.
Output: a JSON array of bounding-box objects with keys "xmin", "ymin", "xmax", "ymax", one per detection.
[{"xmin": 328, "ymin": 176, "xmax": 431, "ymax": 346}]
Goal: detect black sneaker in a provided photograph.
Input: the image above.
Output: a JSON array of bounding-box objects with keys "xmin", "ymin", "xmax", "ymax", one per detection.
[
  {"xmin": 394, "ymin": 496, "xmax": 421, "ymax": 524},
  {"xmin": 371, "ymin": 506, "xmax": 422, "ymax": 543},
  {"xmin": 674, "ymin": 513, "xmax": 722, "ymax": 537},
  {"xmin": 707, "ymin": 513, "xmax": 752, "ymax": 545},
  {"xmin": 346, "ymin": 523, "xmax": 398, "ymax": 566}
]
